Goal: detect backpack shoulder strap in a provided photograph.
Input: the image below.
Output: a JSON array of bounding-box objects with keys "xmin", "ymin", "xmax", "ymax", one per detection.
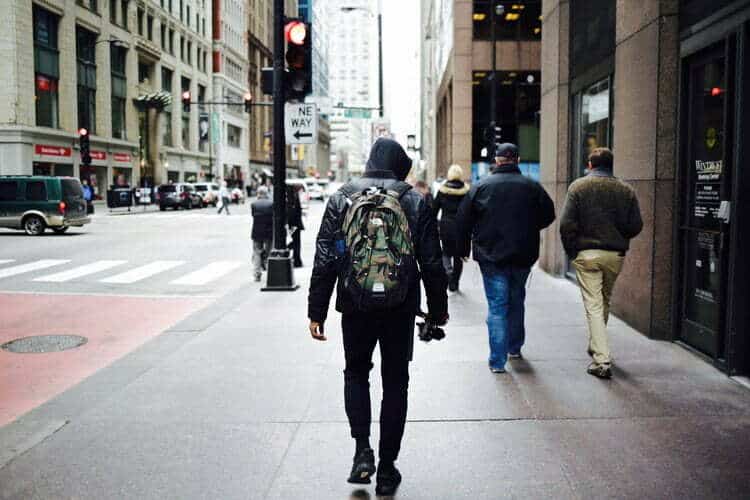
[{"xmin": 390, "ymin": 182, "xmax": 413, "ymax": 200}]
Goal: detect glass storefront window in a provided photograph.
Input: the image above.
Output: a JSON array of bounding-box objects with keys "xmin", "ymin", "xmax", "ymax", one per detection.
[
  {"xmin": 573, "ymin": 78, "xmax": 612, "ymax": 178},
  {"xmin": 76, "ymin": 27, "xmax": 97, "ymax": 133},
  {"xmin": 34, "ymin": 7, "xmax": 59, "ymax": 129},
  {"xmin": 111, "ymin": 46, "xmax": 127, "ymax": 140}
]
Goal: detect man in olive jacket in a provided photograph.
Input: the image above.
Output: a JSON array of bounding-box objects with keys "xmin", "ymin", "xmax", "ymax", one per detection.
[
  {"xmin": 559, "ymin": 147, "xmax": 643, "ymax": 379},
  {"xmin": 307, "ymin": 138, "xmax": 448, "ymax": 496}
]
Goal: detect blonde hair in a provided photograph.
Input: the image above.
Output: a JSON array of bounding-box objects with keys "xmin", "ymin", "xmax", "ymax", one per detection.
[{"xmin": 447, "ymin": 164, "xmax": 464, "ymax": 181}]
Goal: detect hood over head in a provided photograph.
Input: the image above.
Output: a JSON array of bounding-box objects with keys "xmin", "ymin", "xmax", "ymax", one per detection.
[{"xmin": 365, "ymin": 138, "xmax": 412, "ymax": 181}]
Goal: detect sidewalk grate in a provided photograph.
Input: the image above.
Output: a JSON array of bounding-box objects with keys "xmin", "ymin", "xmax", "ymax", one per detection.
[{"xmin": 2, "ymin": 335, "xmax": 87, "ymax": 353}]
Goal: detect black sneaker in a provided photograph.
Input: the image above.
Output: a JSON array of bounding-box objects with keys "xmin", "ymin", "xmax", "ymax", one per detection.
[
  {"xmin": 375, "ymin": 463, "xmax": 402, "ymax": 496},
  {"xmin": 587, "ymin": 364, "xmax": 612, "ymax": 379},
  {"xmin": 348, "ymin": 448, "xmax": 376, "ymax": 484},
  {"xmin": 508, "ymin": 351, "xmax": 523, "ymax": 360}
]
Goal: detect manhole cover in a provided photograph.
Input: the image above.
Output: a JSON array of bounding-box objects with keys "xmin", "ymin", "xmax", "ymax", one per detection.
[{"xmin": 2, "ymin": 335, "xmax": 88, "ymax": 353}]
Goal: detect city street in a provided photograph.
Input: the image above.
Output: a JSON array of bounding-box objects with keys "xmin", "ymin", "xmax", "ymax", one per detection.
[{"xmin": 2, "ymin": 201, "xmax": 750, "ymax": 499}]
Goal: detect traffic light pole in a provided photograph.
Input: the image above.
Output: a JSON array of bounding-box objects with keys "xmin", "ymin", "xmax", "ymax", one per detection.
[
  {"xmin": 263, "ymin": 0, "xmax": 298, "ymax": 291},
  {"xmin": 490, "ymin": 4, "xmax": 497, "ymax": 156}
]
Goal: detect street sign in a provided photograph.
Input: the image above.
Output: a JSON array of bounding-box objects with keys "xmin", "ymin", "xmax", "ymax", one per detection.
[
  {"xmin": 285, "ymin": 103, "xmax": 317, "ymax": 144},
  {"xmin": 344, "ymin": 108, "xmax": 371, "ymax": 119}
]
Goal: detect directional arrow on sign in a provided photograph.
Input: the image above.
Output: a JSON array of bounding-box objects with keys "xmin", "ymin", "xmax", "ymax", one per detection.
[
  {"xmin": 293, "ymin": 130, "xmax": 313, "ymax": 140},
  {"xmin": 285, "ymin": 103, "xmax": 318, "ymax": 144}
]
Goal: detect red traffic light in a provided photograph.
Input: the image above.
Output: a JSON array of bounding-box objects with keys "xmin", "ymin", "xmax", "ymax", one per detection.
[
  {"xmin": 243, "ymin": 92, "xmax": 253, "ymax": 113},
  {"xmin": 285, "ymin": 21, "xmax": 307, "ymax": 46},
  {"xmin": 182, "ymin": 90, "xmax": 191, "ymax": 101},
  {"xmin": 78, "ymin": 128, "xmax": 88, "ymax": 137},
  {"xmin": 710, "ymin": 87, "xmax": 723, "ymax": 97}
]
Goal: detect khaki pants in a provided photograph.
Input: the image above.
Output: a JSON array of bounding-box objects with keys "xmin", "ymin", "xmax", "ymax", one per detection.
[{"xmin": 572, "ymin": 249, "xmax": 624, "ymax": 367}]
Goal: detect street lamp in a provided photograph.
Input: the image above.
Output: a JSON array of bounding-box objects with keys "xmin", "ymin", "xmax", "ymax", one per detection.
[{"xmin": 340, "ymin": 5, "xmax": 384, "ymax": 118}]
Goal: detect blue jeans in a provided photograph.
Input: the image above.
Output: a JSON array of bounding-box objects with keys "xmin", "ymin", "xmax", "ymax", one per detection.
[{"xmin": 480, "ymin": 264, "xmax": 531, "ymax": 370}]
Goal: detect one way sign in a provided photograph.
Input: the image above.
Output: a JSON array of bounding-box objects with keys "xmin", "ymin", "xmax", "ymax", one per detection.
[{"xmin": 285, "ymin": 103, "xmax": 318, "ymax": 145}]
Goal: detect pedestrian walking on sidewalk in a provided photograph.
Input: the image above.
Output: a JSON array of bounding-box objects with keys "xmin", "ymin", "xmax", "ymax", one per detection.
[
  {"xmin": 286, "ymin": 184, "xmax": 304, "ymax": 268},
  {"xmin": 433, "ymin": 164, "xmax": 470, "ymax": 292},
  {"xmin": 457, "ymin": 143, "xmax": 555, "ymax": 373},
  {"xmin": 308, "ymin": 138, "xmax": 448, "ymax": 497},
  {"xmin": 217, "ymin": 180, "xmax": 231, "ymax": 215},
  {"xmin": 413, "ymin": 180, "xmax": 434, "ymax": 209},
  {"xmin": 250, "ymin": 186, "xmax": 273, "ymax": 281},
  {"xmin": 559, "ymin": 147, "xmax": 643, "ymax": 379}
]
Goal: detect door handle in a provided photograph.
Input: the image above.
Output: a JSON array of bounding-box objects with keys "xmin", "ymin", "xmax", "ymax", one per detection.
[{"xmin": 717, "ymin": 201, "xmax": 731, "ymax": 224}]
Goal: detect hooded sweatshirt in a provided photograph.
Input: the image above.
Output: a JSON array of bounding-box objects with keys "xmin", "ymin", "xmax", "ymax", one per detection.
[{"xmin": 364, "ymin": 138, "xmax": 413, "ymax": 180}]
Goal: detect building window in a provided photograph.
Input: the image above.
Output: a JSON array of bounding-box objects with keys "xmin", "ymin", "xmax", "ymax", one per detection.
[
  {"xmin": 202, "ymin": 18, "xmax": 205, "ymax": 36},
  {"xmin": 180, "ymin": 36, "xmax": 185, "ymax": 61},
  {"xmin": 137, "ymin": 8, "xmax": 144, "ymax": 36},
  {"xmin": 227, "ymin": 124, "xmax": 241, "ymax": 148},
  {"xmin": 161, "ymin": 24, "xmax": 167, "ymax": 49},
  {"xmin": 187, "ymin": 41, "xmax": 192, "ymax": 65},
  {"xmin": 186, "ymin": 6, "xmax": 191, "ymax": 28},
  {"xmin": 121, "ymin": 0, "xmax": 129, "ymax": 30},
  {"xmin": 110, "ymin": 0, "xmax": 117, "ymax": 23},
  {"xmin": 76, "ymin": 26, "xmax": 97, "ymax": 133},
  {"xmin": 169, "ymin": 29, "xmax": 175, "ymax": 54},
  {"xmin": 147, "ymin": 15, "xmax": 154, "ymax": 41},
  {"xmin": 471, "ymin": 70, "xmax": 541, "ymax": 163},
  {"xmin": 138, "ymin": 62, "xmax": 151, "ymax": 84},
  {"xmin": 33, "ymin": 6, "xmax": 60, "ymax": 129},
  {"xmin": 572, "ymin": 77, "xmax": 611, "ymax": 179},
  {"xmin": 179, "ymin": 0, "xmax": 183, "ymax": 21},
  {"xmin": 111, "ymin": 46, "xmax": 127, "ymax": 139},
  {"xmin": 162, "ymin": 67, "xmax": 173, "ymax": 146},
  {"xmin": 76, "ymin": 0, "xmax": 99, "ymax": 13},
  {"xmin": 472, "ymin": 1, "xmax": 542, "ymax": 41}
]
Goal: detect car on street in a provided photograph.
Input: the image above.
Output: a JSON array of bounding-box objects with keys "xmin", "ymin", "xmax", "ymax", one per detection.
[
  {"xmin": 303, "ymin": 178, "xmax": 329, "ymax": 200},
  {"xmin": 157, "ymin": 183, "xmax": 203, "ymax": 210},
  {"xmin": 193, "ymin": 182, "xmax": 220, "ymax": 207},
  {"xmin": 0, "ymin": 176, "xmax": 91, "ymax": 235}
]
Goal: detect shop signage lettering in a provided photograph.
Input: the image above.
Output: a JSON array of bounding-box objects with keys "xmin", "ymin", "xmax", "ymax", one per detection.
[
  {"xmin": 35, "ymin": 145, "xmax": 72, "ymax": 157},
  {"xmin": 693, "ymin": 159, "xmax": 723, "ymax": 222},
  {"xmin": 90, "ymin": 151, "xmax": 106, "ymax": 161},
  {"xmin": 113, "ymin": 153, "xmax": 132, "ymax": 162}
]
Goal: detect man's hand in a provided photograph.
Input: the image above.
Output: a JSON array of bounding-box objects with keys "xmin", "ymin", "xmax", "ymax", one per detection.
[{"xmin": 309, "ymin": 321, "xmax": 327, "ymax": 341}]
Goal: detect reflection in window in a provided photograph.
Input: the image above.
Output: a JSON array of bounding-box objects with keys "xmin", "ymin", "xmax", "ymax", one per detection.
[
  {"xmin": 573, "ymin": 78, "xmax": 611, "ymax": 178},
  {"xmin": 472, "ymin": 1, "xmax": 541, "ymax": 41},
  {"xmin": 34, "ymin": 6, "xmax": 60, "ymax": 129}
]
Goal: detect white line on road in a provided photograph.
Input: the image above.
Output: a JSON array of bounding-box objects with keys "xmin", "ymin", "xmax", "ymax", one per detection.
[
  {"xmin": 100, "ymin": 260, "xmax": 185, "ymax": 284},
  {"xmin": 0, "ymin": 260, "xmax": 70, "ymax": 280},
  {"xmin": 170, "ymin": 261, "xmax": 245, "ymax": 286},
  {"xmin": 34, "ymin": 260, "xmax": 128, "ymax": 283},
  {"xmin": 0, "ymin": 260, "xmax": 15, "ymax": 266}
]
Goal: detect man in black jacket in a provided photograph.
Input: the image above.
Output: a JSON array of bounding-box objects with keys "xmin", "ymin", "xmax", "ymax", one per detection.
[
  {"xmin": 250, "ymin": 186, "xmax": 273, "ymax": 282},
  {"xmin": 457, "ymin": 143, "xmax": 555, "ymax": 373},
  {"xmin": 308, "ymin": 138, "xmax": 448, "ymax": 496}
]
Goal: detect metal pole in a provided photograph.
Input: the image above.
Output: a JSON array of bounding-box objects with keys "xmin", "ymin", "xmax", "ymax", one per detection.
[
  {"xmin": 490, "ymin": 4, "xmax": 497, "ymax": 154},
  {"xmin": 263, "ymin": 0, "xmax": 298, "ymax": 291},
  {"xmin": 272, "ymin": 0, "xmax": 286, "ymax": 252},
  {"xmin": 377, "ymin": 13, "xmax": 384, "ymax": 118}
]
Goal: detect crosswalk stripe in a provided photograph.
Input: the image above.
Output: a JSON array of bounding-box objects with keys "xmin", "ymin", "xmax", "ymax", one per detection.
[
  {"xmin": 0, "ymin": 259, "xmax": 70, "ymax": 280},
  {"xmin": 34, "ymin": 260, "xmax": 128, "ymax": 283},
  {"xmin": 100, "ymin": 260, "xmax": 185, "ymax": 284},
  {"xmin": 170, "ymin": 261, "xmax": 244, "ymax": 286}
]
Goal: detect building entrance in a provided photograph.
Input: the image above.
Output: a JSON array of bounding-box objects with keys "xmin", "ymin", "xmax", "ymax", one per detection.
[{"xmin": 678, "ymin": 42, "xmax": 734, "ymax": 360}]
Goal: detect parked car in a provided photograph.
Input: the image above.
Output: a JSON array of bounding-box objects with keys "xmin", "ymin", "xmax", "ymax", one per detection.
[
  {"xmin": 231, "ymin": 187, "xmax": 245, "ymax": 204},
  {"xmin": 0, "ymin": 176, "xmax": 90, "ymax": 235},
  {"xmin": 157, "ymin": 183, "xmax": 202, "ymax": 210},
  {"xmin": 193, "ymin": 182, "xmax": 220, "ymax": 207},
  {"xmin": 304, "ymin": 178, "xmax": 330, "ymax": 200}
]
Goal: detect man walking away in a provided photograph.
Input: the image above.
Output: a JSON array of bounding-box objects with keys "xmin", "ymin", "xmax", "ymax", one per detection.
[
  {"xmin": 217, "ymin": 180, "xmax": 231, "ymax": 215},
  {"xmin": 457, "ymin": 143, "xmax": 555, "ymax": 373},
  {"xmin": 308, "ymin": 138, "xmax": 448, "ymax": 496},
  {"xmin": 250, "ymin": 186, "xmax": 273, "ymax": 282},
  {"xmin": 286, "ymin": 184, "xmax": 305, "ymax": 268},
  {"xmin": 433, "ymin": 164, "xmax": 470, "ymax": 292},
  {"xmin": 559, "ymin": 147, "xmax": 643, "ymax": 379}
]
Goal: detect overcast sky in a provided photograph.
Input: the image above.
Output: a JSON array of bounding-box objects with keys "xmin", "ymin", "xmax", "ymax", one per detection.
[{"xmin": 381, "ymin": 0, "xmax": 421, "ymax": 147}]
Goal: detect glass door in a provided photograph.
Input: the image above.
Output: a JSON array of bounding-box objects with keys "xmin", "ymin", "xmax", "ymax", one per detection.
[{"xmin": 679, "ymin": 42, "xmax": 734, "ymax": 358}]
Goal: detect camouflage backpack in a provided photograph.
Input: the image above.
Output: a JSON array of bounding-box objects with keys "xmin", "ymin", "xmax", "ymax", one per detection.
[{"xmin": 339, "ymin": 183, "xmax": 417, "ymax": 312}]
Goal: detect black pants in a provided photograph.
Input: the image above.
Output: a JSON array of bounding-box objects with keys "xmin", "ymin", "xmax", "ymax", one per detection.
[
  {"xmin": 288, "ymin": 229, "xmax": 303, "ymax": 266},
  {"xmin": 342, "ymin": 312, "xmax": 414, "ymax": 463},
  {"xmin": 442, "ymin": 255, "xmax": 464, "ymax": 287}
]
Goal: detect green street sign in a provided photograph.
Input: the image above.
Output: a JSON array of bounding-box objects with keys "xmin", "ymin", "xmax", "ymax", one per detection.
[
  {"xmin": 210, "ymin": 112, "xmax": 220, "ymax": 144},
  {"xmin": 344, "ymin": 108, "xmax": 371, "ymax": 119}
]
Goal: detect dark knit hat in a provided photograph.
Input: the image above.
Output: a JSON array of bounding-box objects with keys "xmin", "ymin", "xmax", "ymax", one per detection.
[{"xmin": 495, "ymin": 143, "xmax": 519, "ymax": 160}]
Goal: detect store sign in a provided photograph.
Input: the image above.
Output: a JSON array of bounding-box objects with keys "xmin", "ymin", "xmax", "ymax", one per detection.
[
  {"xmin": 113, "ymin": 152, "xmax": 132, "ymax": 163},
  {"xmin": 35, "ymin": 145, "xmax": 72, "ymax": 157},
  {"xmin": 90, "ymin": 151, "xmax": 106, "ymax": 161},
  {"xmin": 694, "ymin": 159, "xmax": 723, "ymax": 223}
]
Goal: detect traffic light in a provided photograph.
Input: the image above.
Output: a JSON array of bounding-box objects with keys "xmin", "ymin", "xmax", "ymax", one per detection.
[
  {"xmin": 284, "ymin": 19, "xmax": 312, "ymax": 101},
  {"xmin": 244, "ymin": 92, "xmax": 253, "ymax": 113},
  {"xmin": 181, "ymin": 90, "xmax": 191, "ymax": 112},
  {"xmin": 484, "ymin": 122, "xmax": 502, "ymax": 151},
  {"xmin": 78, "ymin": 128, "xmax": 91, "ymax": 166}
]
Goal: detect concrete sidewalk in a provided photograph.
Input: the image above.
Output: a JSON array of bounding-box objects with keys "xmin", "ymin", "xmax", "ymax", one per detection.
[{"xmin": 2, "ymin": 234, "xmax": 750, "ymax": 498}]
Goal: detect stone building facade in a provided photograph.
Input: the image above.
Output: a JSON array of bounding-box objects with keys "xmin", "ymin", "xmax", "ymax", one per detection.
[
  {"xmin": 0, "ymin": 0, "xmax": 213, "ymax": 194},
  {"xmin": 539, "ymin": 0, "xmax": 750, "ymax": 375}
]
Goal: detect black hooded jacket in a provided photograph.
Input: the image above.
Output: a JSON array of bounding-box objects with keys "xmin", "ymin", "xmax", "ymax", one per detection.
[{"xmin": 308, "ymin": 138, "xmax": 448, "ymax": 323}]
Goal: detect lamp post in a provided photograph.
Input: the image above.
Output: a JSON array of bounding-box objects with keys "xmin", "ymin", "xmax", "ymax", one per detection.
[{"xmin": 340, "ymin": 5, "xmax": 384, "ymax": 118}]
